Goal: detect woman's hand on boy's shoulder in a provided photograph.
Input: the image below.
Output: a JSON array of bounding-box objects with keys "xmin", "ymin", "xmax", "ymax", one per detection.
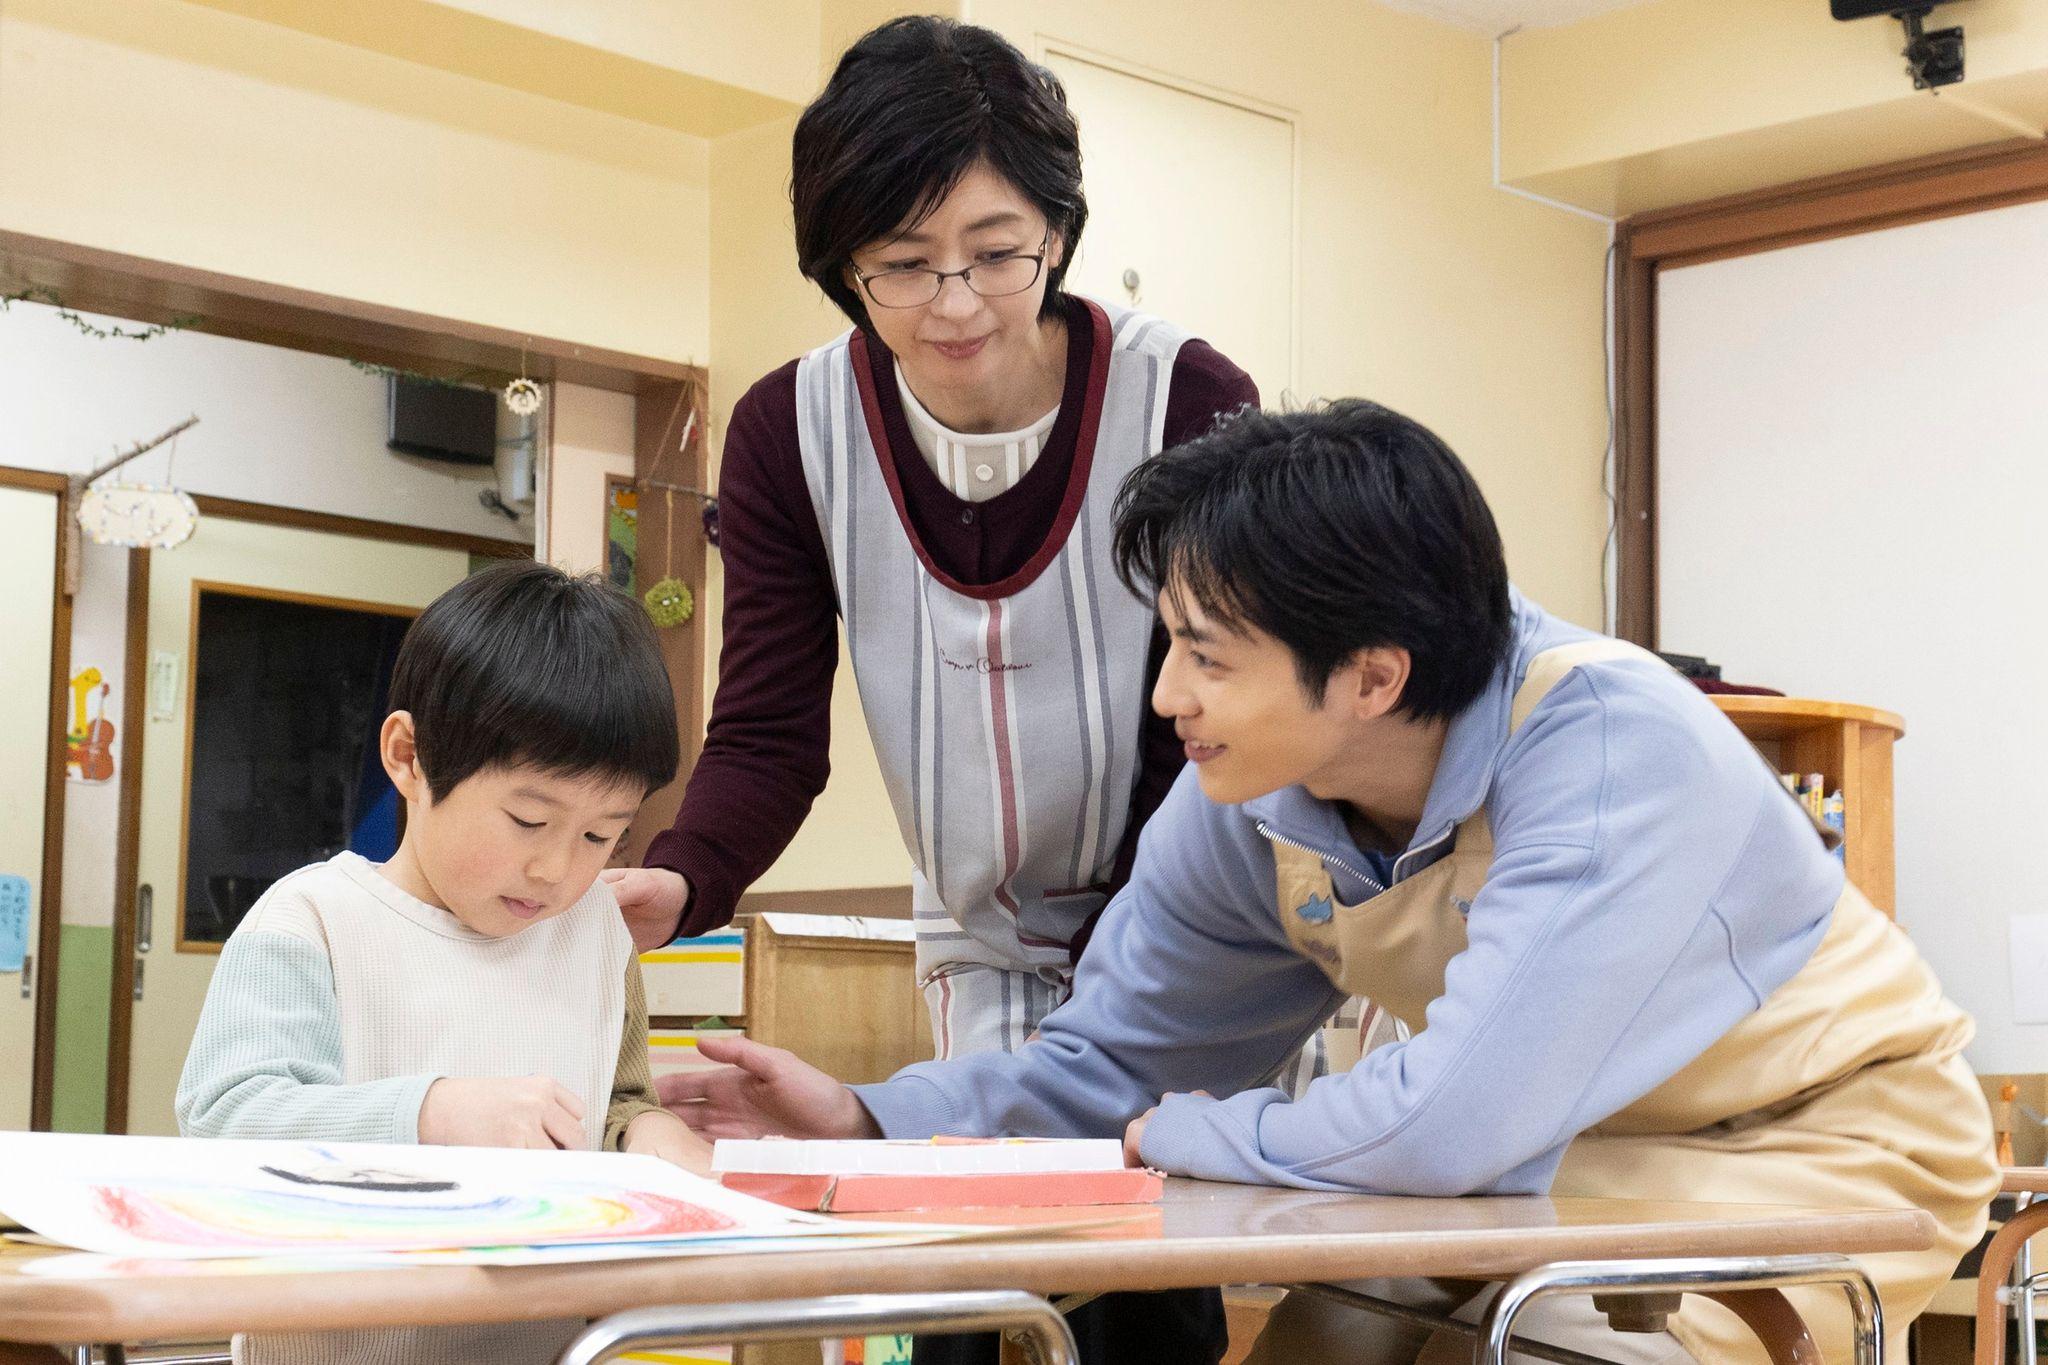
[
  {"xmin": 658, "ymin": 1036, "xmax": 880, "ymax": 1142},
  {"xmin": 603, "ymin": 867, "xmax": 692, "ymax": 952},
  {"xmin": 418, "ymin": 1074, "xmax": 586, "ymax": 1150}
]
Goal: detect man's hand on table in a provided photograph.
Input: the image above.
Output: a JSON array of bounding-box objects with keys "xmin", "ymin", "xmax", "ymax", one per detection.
[
  {"xmin": 658, "ymin": 1036, "xmax": 882, "ymax": 1141},
  {"xmin": 603, "ymin": 866, "xmax": 692, "ymax": 953}
]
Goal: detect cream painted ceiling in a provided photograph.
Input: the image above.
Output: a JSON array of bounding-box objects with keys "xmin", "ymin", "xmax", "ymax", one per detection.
[{"xmin": 1376, "ymin": 0, "xmax": 1659, "ymax": 35}]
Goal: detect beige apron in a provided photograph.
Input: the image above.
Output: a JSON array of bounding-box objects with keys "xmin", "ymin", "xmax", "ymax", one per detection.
[{"xmin": 1273, "ymin": 640, "xmax": 1997, "ymax": 1363}]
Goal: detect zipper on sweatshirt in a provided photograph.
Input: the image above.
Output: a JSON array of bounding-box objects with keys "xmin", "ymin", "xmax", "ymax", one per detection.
[{"xmin": 1256, "ymin": 821, "xmax": 1386, "ymax": 899}]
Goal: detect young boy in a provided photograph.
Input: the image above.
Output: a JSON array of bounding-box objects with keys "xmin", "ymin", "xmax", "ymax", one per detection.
[
  {"xmin": 178, "ymin": 560, "xmax": 707, "ymax": 1364},
  {"xmin": 667, "ymin": 401, "xmax": 1998, "ymax": 1363}
]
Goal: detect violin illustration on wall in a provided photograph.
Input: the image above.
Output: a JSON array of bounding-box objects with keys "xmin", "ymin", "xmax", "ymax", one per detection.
[{"xmin": 65, "ymin": 668, "xmax": 116, "ymax": 785}]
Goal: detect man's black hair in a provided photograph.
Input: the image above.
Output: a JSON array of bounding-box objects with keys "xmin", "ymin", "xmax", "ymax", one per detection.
[
  {"xmin": 386, "ymin": 561, "xmax": 679, "ymax": 802},
  {"xmin": 1111, "ymin": 400, "xmax": 1514, "ymax": 720},
  {"xmin": 792, "ymin": 16, "xmax": 1087, "ymax": 329}
]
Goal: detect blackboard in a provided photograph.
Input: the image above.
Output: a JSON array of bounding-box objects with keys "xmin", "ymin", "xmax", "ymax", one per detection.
[{"xmin": 182, "ymin": 587, "xmax": 413, "ymax": 945}]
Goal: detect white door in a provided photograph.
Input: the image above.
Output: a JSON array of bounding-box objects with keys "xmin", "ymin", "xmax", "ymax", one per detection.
[
  {"xmin": 125, "ymin": 516, "xmax": 470, "ymax": 1135},
  {"xmin": 1045, "ymin": 50, "xmax": 1296, "ymax": 404},
  {"xmin": 0, "ymin": 485, "xmax": 58, "ymax": 1131}
]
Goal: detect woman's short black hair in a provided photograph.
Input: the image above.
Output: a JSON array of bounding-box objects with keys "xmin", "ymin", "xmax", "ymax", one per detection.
[
  {"xmin": 792, "ymin": 16, "xmax": 1087, "ymax": 329},
  {"xmin": 386, "ymin": 561, "xmax": 679, "ymax": 803},
  {"xmin": 1111, "ymin": 401, "xmax": 1514, "ymax": 721}
]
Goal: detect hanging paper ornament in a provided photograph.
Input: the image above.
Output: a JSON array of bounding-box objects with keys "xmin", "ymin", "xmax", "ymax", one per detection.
[
  {"xmin": 644, "ymin": 577, "xmax": 694, "ymax": 628},
  {"xmin": 700, "ymin": 498, "xmax": 720, "ymax": 549},
  {"xmin": 77, "ymin": 482, "xmax": 199, "ymax": 549},
  {"xmin": 503, "ymin": 376, "xmax": 543, "ymax": 416}
]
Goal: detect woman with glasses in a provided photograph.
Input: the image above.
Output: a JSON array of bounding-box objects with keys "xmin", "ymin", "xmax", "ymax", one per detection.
[{"xmin": 604, "ymin": 14, "xmax": 1253, "ymax": 1364}]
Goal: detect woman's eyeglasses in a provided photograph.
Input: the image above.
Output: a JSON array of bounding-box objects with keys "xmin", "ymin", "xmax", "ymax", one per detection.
[{"xmin": 852, "ymin": 231, "xmax": 1051, "ymax": 310}]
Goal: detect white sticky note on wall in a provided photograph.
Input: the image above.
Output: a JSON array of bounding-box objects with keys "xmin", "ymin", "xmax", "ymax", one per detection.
[
  {"xmin": 2009, "ymin": 915, "xmax": 2048, "ymax": 1025},
  {"xmin": 0, "ymin": 876, "xmax": 27, "ymax": 973}
]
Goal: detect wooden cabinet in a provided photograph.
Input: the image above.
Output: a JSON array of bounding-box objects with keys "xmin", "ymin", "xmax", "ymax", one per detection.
[
  {"xmin": 1710, "ymin": 697, "xmax": 1904, "ymax": 916},
  {"xmin": 741, "ymin": 915, "xmax": 934, "ymax": 1085}
]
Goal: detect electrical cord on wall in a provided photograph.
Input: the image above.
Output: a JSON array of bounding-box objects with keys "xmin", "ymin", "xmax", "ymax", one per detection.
[{"xmin": 1493, "ymin": 25, "xmax": 1622, "ymax": 635}]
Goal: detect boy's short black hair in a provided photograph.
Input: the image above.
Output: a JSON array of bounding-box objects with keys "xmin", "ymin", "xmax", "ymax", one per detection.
[
  {"xmin": 1111, "ymin": 401, "xmax": 1514, "ymax": 721},
  {"xmin": 386, "ymin": 561, "xmax": 679, "ymax": 803},
  {"xmin": 792, "ymin": 16, "xmax": 1086, "ymax": 330}
]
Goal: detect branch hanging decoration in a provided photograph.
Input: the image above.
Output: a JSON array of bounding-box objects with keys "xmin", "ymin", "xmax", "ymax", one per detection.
[
  {"xmin": 640, "ymin": 399, "xmax": 698, "ymax": 629},
  {"xmin": 637, "ymin": 388, "xmax": 721, "ymax": 628},
  {"xmin": 642, "ymin": 484, "xmax": 695, "ymax": 628},
  {"xmin": 74, "ymin": 417, "xmax": 203, "ymax": 554},
  {"xmin": 0, "ymin": 284, "xmax": 200, "ymax": 343}
]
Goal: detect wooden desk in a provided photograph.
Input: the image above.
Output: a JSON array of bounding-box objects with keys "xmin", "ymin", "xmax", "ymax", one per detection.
[{"xmin": 0, "ymin": 1179, "xmax": 1934, "ymax": 1352}]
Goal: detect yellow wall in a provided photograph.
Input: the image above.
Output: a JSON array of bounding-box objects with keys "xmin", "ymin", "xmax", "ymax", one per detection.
[
  {"xmin": 0, "ymin": 0, "xmax": 713, "ymax": 362},
  {"xmin": 1500, "ymin": 0, "xmax": 2048, "ymax": 215},
  {"xmin": 545, "ymin": 384, "xmax": 638, "ymax": 578},
  {"xmin": 179, "ymin": 0, "xmax": 815, "ymax": 135},
  {"xmin": 967, "ymin": 0, "xmax": 1612, "ymax": 626},
  {"xmin": 425, "ymin": 0, "xmax": 823, "ymax": 107},
  {"xmin": 704, "ymin": 114, "xmax": 912, "ymax": 893}
]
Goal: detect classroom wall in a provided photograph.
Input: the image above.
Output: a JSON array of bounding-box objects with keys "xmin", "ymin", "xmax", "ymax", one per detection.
[
  {"xmin": 965, "ymin": 0, "xmax": 1612, "ymax": 622},
  {"xmin": 0, "ymin": 300, "xmax": 536, "ymax": 542},
  {"xmin": 544, "ymin": 384, "xmax": 638, "ymax": 578},
  {"xmin": 1499, "ymin": 0, "xmax": 2048, "ymax": 215},
  {"xmin": 0, "ymin": 0, "xmax": 713, "ymax": 364},
  {"xmin": 702, "ymin": 114, "xmax": 911, "ymax": 895}
]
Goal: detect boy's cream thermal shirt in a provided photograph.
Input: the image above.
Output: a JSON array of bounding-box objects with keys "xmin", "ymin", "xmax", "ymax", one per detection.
[
  {"xmin": 176, "ymin": 852, "xmax": 663, "ymax": 1364},
  {"xmin": 178, "ymin": 852, "xmax": 658, "ymax": 1149}
]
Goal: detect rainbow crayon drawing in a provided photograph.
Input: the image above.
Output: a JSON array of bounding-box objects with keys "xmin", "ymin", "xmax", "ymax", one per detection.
[{"xmin": 0, "ymin": 1133, "xmax": 843, "ymax": 1260}]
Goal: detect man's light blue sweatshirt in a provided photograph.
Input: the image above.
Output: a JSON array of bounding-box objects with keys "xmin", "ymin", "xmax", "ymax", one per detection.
[{"xmin": 853, "ymin": 591, "xmax": 1843, "ymax": 1195}]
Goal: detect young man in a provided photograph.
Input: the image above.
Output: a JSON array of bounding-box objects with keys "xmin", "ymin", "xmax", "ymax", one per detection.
[{"xmin": 669, "ymin": 402, "xmax": 1997, "ymax": 1364}]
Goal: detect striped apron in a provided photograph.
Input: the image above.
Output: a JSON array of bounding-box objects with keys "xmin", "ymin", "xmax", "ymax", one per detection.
[
  {"xmin": 1270, "ymin": 639, "xmax": 1997, "ymax": 1363},
  {"xmin": 794, "ymin": 298, "xmax": 1187, "ymax": 1060}
]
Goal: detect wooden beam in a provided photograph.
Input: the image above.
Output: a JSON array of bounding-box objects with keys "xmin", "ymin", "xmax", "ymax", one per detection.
[{"xmin": 0, "ymin": 229, "xmax": 698, "ymax": 396}]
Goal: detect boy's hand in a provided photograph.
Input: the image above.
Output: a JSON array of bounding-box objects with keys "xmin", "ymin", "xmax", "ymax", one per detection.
[
  {"xmin": 623, "ymin": 1108, "xmax": 715, "ymax": 1176},
  {"xmin": 1124, "ymin": 1092, "xmax": 1205, "ymax": 1168},
  {"xmin": 603, "ymin": 867, "xmax": 691, "ymax": 952},
  {"xmin": 1123, "ymin": 1106, "xmax": 1156, "ymax": 1168},
  {"xmin": 418, "ymin": 1075, "xmax": 585, "ymax": 1150},
  {"xmin": 657, "ymin": 1037, "xmax": 880, "ymax": 1141}
]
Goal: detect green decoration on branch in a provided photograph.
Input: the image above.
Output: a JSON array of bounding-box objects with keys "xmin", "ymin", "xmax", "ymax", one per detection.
[
  {"xmin": 0, "ymin": 284, "xmax": 199, "ymax": 342},
  {"xmin": 348, "ymin": 358, "xmax": 498, "ymax": 390},
  {"xmin": 643, "ymin": 577, "xmax": 694, "ymax": 628},
  {"xmin": 641, "ymin": 486, "xmax": 694, "ymax": 628}
]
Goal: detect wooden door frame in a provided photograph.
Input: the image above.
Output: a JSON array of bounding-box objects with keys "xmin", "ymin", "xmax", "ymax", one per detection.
[
  {"xmin": 0, "ymin": 467, "xmax": 72, "ymax": 1131},
  {"xmin": 1614, "ymin": 136, "xmax": 2048, "ymax": 646},
  {"xmin": 0, "ymin": 230, "xmax": 708, "ymax": 1132}
]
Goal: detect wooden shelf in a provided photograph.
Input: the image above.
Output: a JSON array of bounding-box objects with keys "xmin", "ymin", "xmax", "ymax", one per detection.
[
  {"xmin": 1711, "ymin": 696, "xmax": 1902, "ymax": 916},
  {"xmin": 1707, "ymin": 696, "xmax": 1904, "ymax": 741}
]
